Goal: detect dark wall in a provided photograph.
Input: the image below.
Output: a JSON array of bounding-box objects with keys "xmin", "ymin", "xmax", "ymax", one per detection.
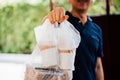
[
  {"xmin": 91, "ymin": 14, "xmax": 120, "ymax": 80},
  {"xmin": 108, "ymin": 15, "xmax": 120, "ymax": 80}
]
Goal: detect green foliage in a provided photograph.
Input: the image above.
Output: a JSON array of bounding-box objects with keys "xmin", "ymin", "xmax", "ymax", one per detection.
[
  {"xmin": 0, "ymin": 0, "xmax": 119, "ymax": 54},
  {"xmin": 0, "ymin": 3, "xmax": 50, "ymax": 54},
  {"xmin": 111, "ymin": 0, "xmax": 120, "ymax": 14},
  {"xmin": 88, "ymin": 0, "xmax": 106, "ymax": 15}
]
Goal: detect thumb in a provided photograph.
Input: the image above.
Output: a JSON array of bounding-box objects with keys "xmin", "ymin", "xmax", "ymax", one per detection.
[
  {"xmin": 41, "ymin": 16, "xmax": 48, "ymax": 24},
  {"xmin": 64, "ymin": 15, "xmax": 69, "ymax": 20}
]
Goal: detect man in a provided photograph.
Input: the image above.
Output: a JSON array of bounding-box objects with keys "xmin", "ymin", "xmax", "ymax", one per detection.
[{"xmin": 43, "ymin": 0, "xmax": 104, "ymax": 80}]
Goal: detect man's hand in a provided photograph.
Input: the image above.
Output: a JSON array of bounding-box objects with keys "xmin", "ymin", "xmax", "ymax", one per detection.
[{"xmin": 42, "ymin": 7, "xmax": 69, "ymax": 24}]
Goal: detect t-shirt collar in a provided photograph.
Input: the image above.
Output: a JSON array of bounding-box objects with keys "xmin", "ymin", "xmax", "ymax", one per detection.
[{"xmin": 66, "ymin": 11, "xmax": 92, "ymax": 22}]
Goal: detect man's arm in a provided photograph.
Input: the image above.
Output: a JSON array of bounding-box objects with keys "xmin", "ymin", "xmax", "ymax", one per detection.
[{"xmin": 95, "ymin": 57, "xmax": 104, "ymax": 80}]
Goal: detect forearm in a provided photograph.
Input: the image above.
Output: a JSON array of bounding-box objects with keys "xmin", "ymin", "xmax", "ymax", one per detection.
[
  {"xmin": 95, "ymin": 57, "xmax": 104, "ymax": 80},
  {"xmin": 95, "ymin": 66, "xmax": 104, "ymax": 80}
]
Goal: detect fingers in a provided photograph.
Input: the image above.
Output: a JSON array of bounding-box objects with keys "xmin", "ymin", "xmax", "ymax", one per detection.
[
  {"xmin": 55, "ymin": 8, "xmax": 59, "ymax": 22},
  {"xmin": 48, "ymin": 11, "xmax": 54, "ymax": 23},
  {"xmin": 59, "ymin": 7, "xmax": 64, "ymax": 23},
  {"xmin": 42, "ymin": 7, "xmax": 69, "ymax": 24},
  {"xmin": 52, "ymin": 10, "xmax": 56, "ymax": 22}
]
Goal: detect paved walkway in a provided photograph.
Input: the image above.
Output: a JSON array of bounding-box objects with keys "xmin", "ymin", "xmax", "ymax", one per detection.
[
  {"xmin": 0, "ymin": 53, "xmax": 30, "ymax": 80},
  {"xmin": 0, "ymin": 62, "xmax": 26, "ymax": 80}
]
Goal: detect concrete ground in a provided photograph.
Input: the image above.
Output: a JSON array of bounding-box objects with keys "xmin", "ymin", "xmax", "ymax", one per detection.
[{"xmin": 0, "ymin": 53, "xmax": 30, "ymax": 80}]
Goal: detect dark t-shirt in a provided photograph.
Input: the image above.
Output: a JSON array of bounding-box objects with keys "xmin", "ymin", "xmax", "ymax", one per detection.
[{"xmin": 65, "ymin": 11, "xmax": 104, "ymax": 80}]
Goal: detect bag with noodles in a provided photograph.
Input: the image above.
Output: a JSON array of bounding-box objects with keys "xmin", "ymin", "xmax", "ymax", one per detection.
[{"xmin": 24, "ymin": 19, "xmax": 81, "ymax": 80}]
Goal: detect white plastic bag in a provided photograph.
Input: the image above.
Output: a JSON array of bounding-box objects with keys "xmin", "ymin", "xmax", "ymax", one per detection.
[
  {"xmin": 58, "ymin": 20, "xmax": 80, "ymax": 50},
  {"xmin": 25, "ymin": 19, "xmax": 81, "ymax": 80},
  {"xmin": 58, "ymin": 20, "xmax": 80, "ymax": 70},
  {"xmin": 26, "ymin": 44, "xmax": 58, "ymax": 68},
  {"xmin": 26, "ymin": 19, "xmax": 59, "ymax": 68},
  {"xmin": 34, "ymin": 19, "xmax": 58, "ymax": 48}
]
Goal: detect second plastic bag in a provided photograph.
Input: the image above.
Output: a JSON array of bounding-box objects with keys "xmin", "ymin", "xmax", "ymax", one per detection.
[
  {"xmin": 57, "ymin": 20, "xmax": 80, "ymax": 70},
  {"xmin": 25, "ymin": 19, "xmax": 81, "ymax": 80}
]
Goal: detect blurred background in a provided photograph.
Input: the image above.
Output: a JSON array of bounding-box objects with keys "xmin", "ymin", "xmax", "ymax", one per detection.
[{"xmin": 0, "ymin": 0, "xmax": 120, "ymax": 80}]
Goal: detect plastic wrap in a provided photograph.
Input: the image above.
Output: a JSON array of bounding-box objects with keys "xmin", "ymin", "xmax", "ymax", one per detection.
[{"xmin": 24, "ymin": 19, "xmax": 81, "ymax": 80}]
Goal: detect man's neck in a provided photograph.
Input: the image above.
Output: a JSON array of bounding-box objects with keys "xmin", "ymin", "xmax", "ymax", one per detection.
[{"xmin": 71, "ymin": 10, "xmax": 87, "ymax": 25}]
